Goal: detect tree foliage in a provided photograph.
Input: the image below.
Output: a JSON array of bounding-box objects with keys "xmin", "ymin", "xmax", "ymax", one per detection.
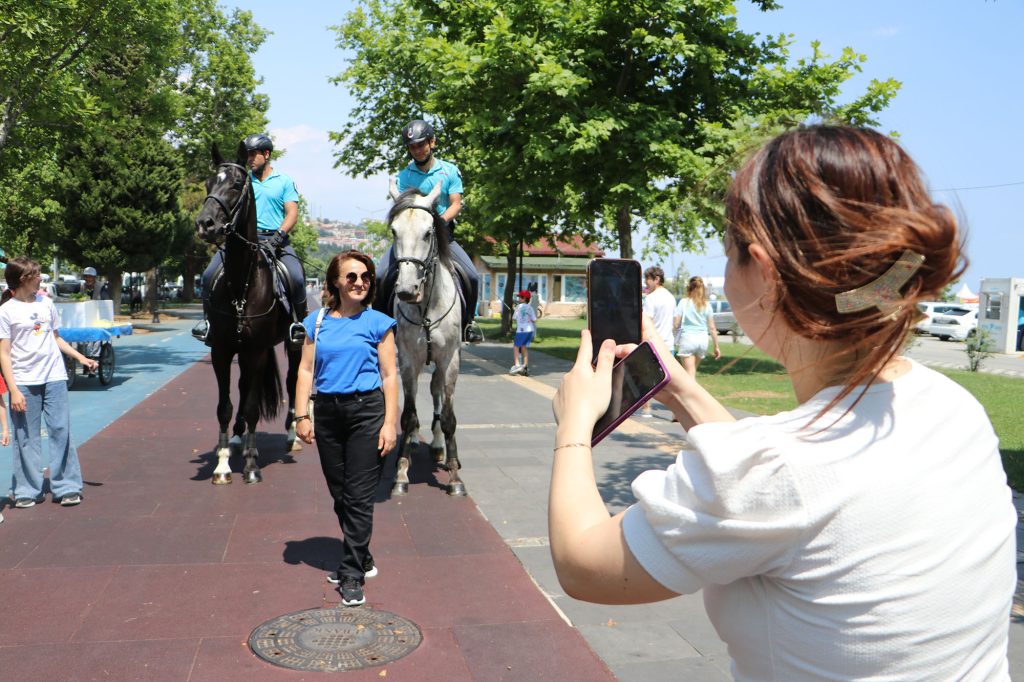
[
  {"xmin": 0, "ymin": 0, "xmax": 269, "ymax": 279},
  {"xmin": 330, "ymin": 0, "xmax": 900, "ymax": 262}
]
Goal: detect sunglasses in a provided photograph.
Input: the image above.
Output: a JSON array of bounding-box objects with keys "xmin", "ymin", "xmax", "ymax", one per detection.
[{"xmin": 344, "ymin": 271, "xmax": 372, "ymax": 285}]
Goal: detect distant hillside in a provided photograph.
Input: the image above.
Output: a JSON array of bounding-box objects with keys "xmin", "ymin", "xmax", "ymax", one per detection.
[{"xmin": 310, "ymin": 219, "xmax": 388, "ymax": 260}]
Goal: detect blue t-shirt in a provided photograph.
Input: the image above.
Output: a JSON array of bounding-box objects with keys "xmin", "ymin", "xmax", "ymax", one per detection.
[
  {"xmin": 397, "ymin": 158, "xmax": 463, "ymax": 216},
  {"xmin": 303, "ymin": 308, "xmax": 396, "ymax": 394},
  {"xmin": 251, "ymin": 170, "xmax": 299, "ymax": 233}
]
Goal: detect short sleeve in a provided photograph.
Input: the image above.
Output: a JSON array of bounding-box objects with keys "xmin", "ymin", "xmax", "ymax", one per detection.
[
  {"xmin": 446, "ymin": 163, "xmax": 464, "ymax": 196},
  {"xmin": 375, "ymin": 311, "xmax": 396, "ymax": 342},
  {"xmin": 49, "ymin": 298, "xmax": 61, "ymax": 330},
  {"xmin": 0, "ymin": 307, "xmax": 10, "ymax": 339},
  {"xmin": 622, "ymin": 421, "xmax": 810, "ymax": 595},
  {"xmin": 283, "ymin": 178, "xmax": 299, "ymax": 204}
]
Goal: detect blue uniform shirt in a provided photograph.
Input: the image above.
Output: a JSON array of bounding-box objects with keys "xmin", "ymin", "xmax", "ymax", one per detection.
[
  {"xmin": 397, "ymin": 158, "xmax": 463, "ymax": 216},
  {"xmin": 251, "ymin": 170, "xmax": 299, "ymax": 233},
  {"xmin": 303, "ymin": 308, "xmax": 396, "ymax": 394}
]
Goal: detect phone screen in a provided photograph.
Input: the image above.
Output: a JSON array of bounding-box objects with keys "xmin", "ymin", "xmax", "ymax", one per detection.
[
  {"xmin": 592, "ymin": 342, "xmax": 669, "ymax": 446},
  {"xmin": 588, "ymin": 259, "xmax": 642, "ymax": 363}
]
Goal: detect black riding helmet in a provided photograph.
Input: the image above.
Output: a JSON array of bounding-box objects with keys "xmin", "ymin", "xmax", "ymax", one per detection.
[
  {"xmin": 401, "ymin": 120, "xmax": 435, "ymax": 147},
  {"xmin": 243, "ymin": 133, "xmax": 274, "ymax": 153}
]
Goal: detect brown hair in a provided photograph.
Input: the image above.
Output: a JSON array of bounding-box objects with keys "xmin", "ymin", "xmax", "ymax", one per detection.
[
  {"xmin": 644, "ymin": 266, "xmax": 665, "ymax": 286},
  {"xmin": 324, "ymin": 250, "xmax": 377, "ymax": 310},
  {"xmin": 725, "ymin": 125, "xmax": 964, "ymax": 416},
  {"xmin": 686, "ymin": 276, "xmax": 708, "ymax": 310},
  {"xmin": 1, "ymin": 257, "xmax": 42, "ymax": 305}
]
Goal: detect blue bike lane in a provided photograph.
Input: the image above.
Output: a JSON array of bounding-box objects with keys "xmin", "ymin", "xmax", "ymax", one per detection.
[{"xmin": 1, "ymin": 315, "xmax": 209, "ymax": 497}]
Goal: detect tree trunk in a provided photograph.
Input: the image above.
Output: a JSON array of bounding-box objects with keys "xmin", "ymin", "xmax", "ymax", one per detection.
[
  {"xmin": 145, "ymin": 268, "xmax": 158, "ymax": 317},
  {"xmin": 182, "ymin": 241, "xmax": 198, "ymax": 302},
  {"xmin": 616, "ymin": 205, "xmax": 634, "ymax": 260},
  {"xmin": 106, "ymin": 269, "xmax": 122, "ymax": 313},
  {"xmin": 501, "ymin": 246, "xmax": 519, "ymax": 336}
]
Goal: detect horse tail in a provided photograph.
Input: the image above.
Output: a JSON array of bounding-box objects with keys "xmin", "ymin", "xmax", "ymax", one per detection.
[{"xmin": 259, "ymin": 350, "xmax": 283, "ymax": 422}]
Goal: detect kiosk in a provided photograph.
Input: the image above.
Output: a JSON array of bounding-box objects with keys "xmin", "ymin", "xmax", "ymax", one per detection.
[{"xmin": 978, "ymin": 278, "xmax": 1024, "ymax": 354}]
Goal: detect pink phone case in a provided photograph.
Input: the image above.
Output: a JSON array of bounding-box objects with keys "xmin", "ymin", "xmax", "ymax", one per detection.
[{"xmin": 591, "ymin": 342, "xmax": 671, "ymax": 446}]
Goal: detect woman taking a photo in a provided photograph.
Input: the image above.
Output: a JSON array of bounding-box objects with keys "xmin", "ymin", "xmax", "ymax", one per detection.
[
  {"xmin": 0, "ymin": 257, "xmax": 98, "ymax": 508},
  {"xmin": 548, "ymin": 126, "xmax": 1014, "ymax": 679},
  {"xmin": 294, "ymin": 250, "xmax": 398, "ymax": 607},
  {"xmin": 672, "ymin": 276, "xmax": 721, "ymax": 377}
]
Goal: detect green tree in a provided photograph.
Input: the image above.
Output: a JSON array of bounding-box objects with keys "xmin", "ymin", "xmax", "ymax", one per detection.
[
  {"xmin": 54, "ymin": 130, "xmax": 188, "ymax": 305},
  {"xmin": 330, "ymin": 0, "xmax": 899, "ymax": 263}
]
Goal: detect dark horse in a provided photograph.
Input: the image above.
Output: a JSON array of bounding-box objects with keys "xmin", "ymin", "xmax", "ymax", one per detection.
[{"xmin": 194, "ymin": 141, "xmax": 302, "ymax": 484}]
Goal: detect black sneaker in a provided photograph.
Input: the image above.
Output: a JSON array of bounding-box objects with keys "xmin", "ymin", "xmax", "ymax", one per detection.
[
  {"xmin": 464, "ymin": 323, "xmax": 484, "ymax": 344},
  {"xmin": 14, "ymin": 497, "xmax": 38, "ymax": 508},
  {"xmin": 60, "ymin": 492, "xmax": 82, "ymax": 506},
  {"xmin": 340, "ymin": 579, "xmax": 365, "ymax": 607}
]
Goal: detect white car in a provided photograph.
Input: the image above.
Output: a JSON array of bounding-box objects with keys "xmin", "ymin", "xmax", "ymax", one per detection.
[
  {"xmin": 709, "ymin": 299, "xmax": 739, "ymax": 335},
  {"xmin": 926, "ymin": 306, "xmax": 978, "ymax": 341},
  {"xmin": 915, "ymin": 302, "xmax": 963, "ymax": 333}
]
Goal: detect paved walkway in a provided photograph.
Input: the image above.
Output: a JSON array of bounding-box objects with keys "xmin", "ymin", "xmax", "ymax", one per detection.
[{"xmin": 1, "ymin": 315, "xmax": 1022, "ymax": 680}]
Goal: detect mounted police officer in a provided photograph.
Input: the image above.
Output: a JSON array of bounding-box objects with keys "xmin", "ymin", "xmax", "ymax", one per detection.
[
  {"xmin": 193, "ymin": 133, "xmax": 308, "ymax": 344},
  {"xmin": 377, "ymin": 119, "xmax": 483, "ymax": 343}
]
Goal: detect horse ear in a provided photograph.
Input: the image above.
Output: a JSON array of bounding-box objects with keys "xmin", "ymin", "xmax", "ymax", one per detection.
[
  {"xmin": 212, "ymin": 143, "xmax": 223, "ymax": 166},
  {"xmin": 425, "ymin": 181, "xmax": 443, "ymax": 206},
  {"xmin": 236, "ymin": 140, "xmax": 247, "ymax": 166},
  {"xmin": 389, "ymin": 177, "xmax": 400, "ymax": 200}
]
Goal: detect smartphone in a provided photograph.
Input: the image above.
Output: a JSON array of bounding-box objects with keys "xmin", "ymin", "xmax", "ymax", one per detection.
[
  {"xmin": 587, "ymin": 258, "xmax": 642, "ymax": 363},
  {"xmin": 592, "ymin": 341, "xmax": 670, "ymax": 446}
]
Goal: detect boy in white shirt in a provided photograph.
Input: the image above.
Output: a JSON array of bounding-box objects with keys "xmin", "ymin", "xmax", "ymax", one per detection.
[{"xmin": 510, "ymin": 290, "xmax": 537, "ymax": 376}]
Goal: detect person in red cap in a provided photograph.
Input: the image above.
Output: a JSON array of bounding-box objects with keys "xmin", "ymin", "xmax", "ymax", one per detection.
[{"xmin": 510, "ymin": 289, "xmax": 537, "ymax": 376}]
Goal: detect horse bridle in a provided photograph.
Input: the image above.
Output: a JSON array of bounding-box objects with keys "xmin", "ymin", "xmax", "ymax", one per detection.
[
  {"xmin": 201, "ymin": 162, "xmax": 275, "ymax": 335},
  {"xmin": 392, "ymin": 204, "xmax": 440, "ymax": 276},
  {"xmin": 201, "ymin": 163, "xmax": 251, "ymax": 238},
  {"xmin": 391, "ymin": 204, "xmax": 457, "ymax": 364}
]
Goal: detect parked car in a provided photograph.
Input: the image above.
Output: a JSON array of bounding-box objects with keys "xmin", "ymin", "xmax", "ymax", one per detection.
[
  {"xmin": 915, "ymin": 302, "xmax": 966, "ymax": 333},
  {"xmin": 709, "ymin": 299, "xmax": 740, "ymax": 335},
  {"xmin": 925, "ymin": 306, "xmax": 978, "ymax": 341}
]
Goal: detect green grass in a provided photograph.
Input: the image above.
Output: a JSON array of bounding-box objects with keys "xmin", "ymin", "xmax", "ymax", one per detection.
[{"xmin": 479, "ymin": 315, "xmax": 1024, "ymax": 489}]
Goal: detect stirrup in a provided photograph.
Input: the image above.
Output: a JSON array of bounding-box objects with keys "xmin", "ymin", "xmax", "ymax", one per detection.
[
  {"xmin": 192, "ymin": 320, "xmax": 209, "ymax": 342},
  {"xmin": 464, "ymin": 322, "xmax": 484, "ymax": 344},
  {"xmin": 288, "ymin": 322, "xmax": 307, "ymax": 348}
]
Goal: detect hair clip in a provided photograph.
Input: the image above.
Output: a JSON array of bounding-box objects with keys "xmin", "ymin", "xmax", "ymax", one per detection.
[{"xmin": 835, "ymin": 250, "xmax": 925, "ymax": 317}]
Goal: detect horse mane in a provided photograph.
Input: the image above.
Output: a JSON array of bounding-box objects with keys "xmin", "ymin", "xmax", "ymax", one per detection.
[{"xmin": 387, "ymin": 188, "xmax": 452, "ymax": 267}]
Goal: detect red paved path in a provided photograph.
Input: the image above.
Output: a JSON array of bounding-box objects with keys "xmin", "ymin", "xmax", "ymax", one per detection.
[{"xmin": 0, "ymin": 356, "xmax": 612, "ymax": 681}]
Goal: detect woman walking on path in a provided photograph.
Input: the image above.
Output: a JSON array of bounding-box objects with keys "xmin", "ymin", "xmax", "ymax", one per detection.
[
  {"xmin": 672, "ymin": 276, "xmax": 720, "ymax": 378},
  {"xmin": 0, "ymin": 257, "xmax": 97, "ymax": 508},
  {"xmin": 294, "ymin": 250, "xmax": 398, "ymax": 607},
  {"xmin": 548, "ymin": 126, "xmax": 1015, "ymax": 680}
]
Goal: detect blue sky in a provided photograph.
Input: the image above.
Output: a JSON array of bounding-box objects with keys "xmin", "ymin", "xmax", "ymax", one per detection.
[{"xmin": 230, "ymin": 0, "xmax": 1024, "ymax": 289}]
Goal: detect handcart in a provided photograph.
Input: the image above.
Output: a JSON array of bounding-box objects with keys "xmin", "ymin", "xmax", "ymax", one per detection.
[{"xmin": 59, "ymin": 324, "xmax": 133, "ymax": 388}]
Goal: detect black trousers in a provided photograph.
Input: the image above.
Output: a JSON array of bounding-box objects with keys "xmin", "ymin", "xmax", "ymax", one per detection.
[{"xmin": 314, "ymin": 389, "xmax": 385, "ymax": 582}]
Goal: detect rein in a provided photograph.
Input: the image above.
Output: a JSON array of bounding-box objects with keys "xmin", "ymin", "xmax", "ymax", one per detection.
[{"xmin": 392, "ymin": 204, "xmax": 457, "ymax": 364}]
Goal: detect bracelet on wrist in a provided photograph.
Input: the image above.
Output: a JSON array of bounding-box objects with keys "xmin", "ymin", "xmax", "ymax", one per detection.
[
  {"xmin": 553, "ymin": 441, "xmax": 591, "ymax": 452},
  {"xmin": 294, "ymin": 414, "xmax": 310, "ymax": 422}
]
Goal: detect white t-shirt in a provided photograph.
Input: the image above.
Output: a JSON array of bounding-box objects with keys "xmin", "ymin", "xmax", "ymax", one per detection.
[
  {"xmin": 622, "ymin": 360, "xmax": 1014, "ymax": 681},
  {"xmin": 514, "ymin": 302, "xmax": 537, "ymax": 334},
  {"xmin": 643, "ymin": 286, "xmax": 676, "ymax": 349},
  {"xmin": 0, "ymin": 295, "xmax": 68, "ymax": 385}
]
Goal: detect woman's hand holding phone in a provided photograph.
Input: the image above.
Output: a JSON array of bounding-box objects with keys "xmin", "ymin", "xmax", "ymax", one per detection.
[{"xmin": 553, "ymin": 330, "xmax": 615, "ymax": 440}]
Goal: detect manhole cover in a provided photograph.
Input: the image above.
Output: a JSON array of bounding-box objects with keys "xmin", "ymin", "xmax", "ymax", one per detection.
[{"xmin": 249, "ymin": 607, "xmax": 422, "ymax": 672}]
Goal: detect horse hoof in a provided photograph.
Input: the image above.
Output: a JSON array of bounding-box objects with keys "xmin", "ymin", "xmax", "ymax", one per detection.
[
  {"xmin": 212, "ymin": 472, "xmax": 232, "ymax": 485},
  {"xmin": 243, "ymin": 470, "xmax": 262, "ymax": 484},
  {"xmin": 392, "ymin": 482, "xmax": 409, "ymax": 496},
  {"xmin": 448, "ymin": 482, "xmax": 467, "ymax": 497}
]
